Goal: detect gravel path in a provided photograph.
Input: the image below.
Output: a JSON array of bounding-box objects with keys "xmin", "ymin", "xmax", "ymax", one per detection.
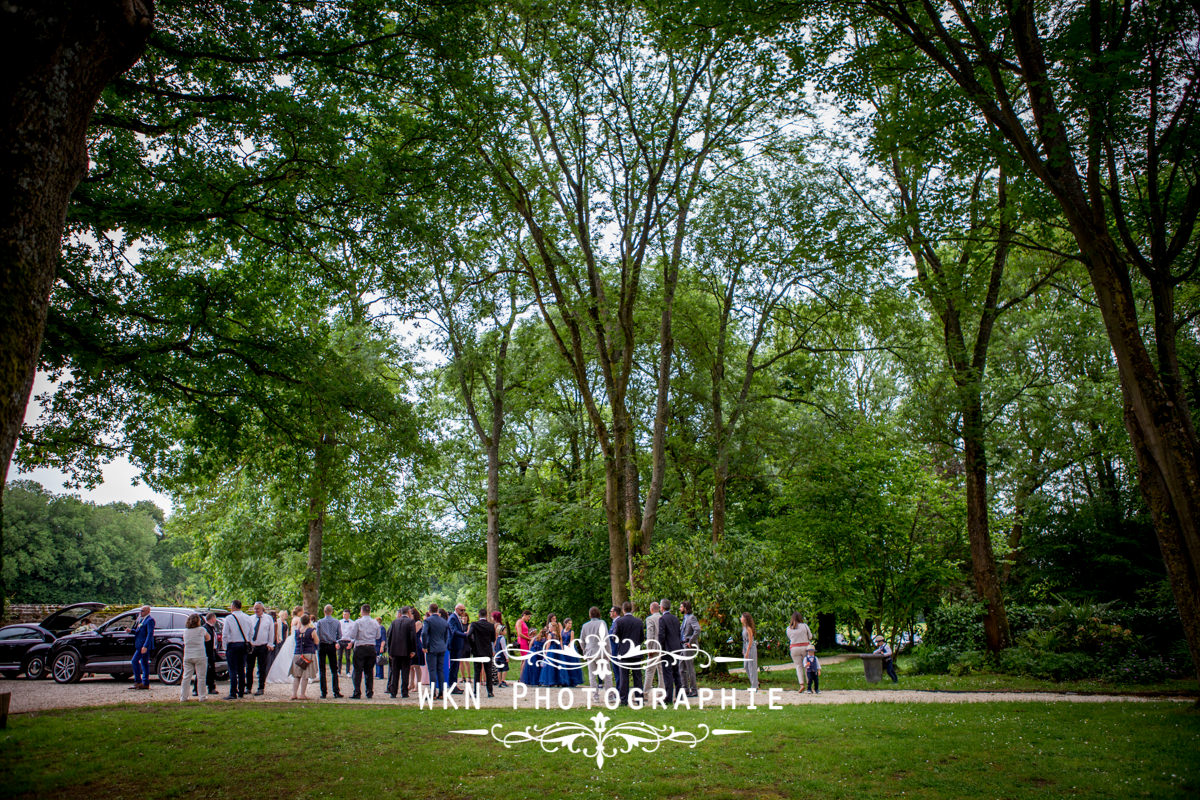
[{"xmin": 2, "ymin": 674, "xmax": 1186, "ymax": 714}]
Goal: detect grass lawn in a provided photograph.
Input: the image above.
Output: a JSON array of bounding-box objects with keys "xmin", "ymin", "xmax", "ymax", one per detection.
[
  {"xmin": 706, "ymin": 656, "xmax": 1199, "ymax": 696},
  {"xmin": 2, "ymin": 700, "xmax": 1197, "ymax": 799}
]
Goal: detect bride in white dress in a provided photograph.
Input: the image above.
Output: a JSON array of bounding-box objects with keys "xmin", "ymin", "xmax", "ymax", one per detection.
[{"xmin": 267, "ymin": 607, "xmax": 304, "ymax": 684}]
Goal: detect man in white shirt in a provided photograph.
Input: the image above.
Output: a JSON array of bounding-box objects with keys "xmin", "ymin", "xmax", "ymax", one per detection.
[
  {"xmin": 246, "ymin": 601, "xmax": 276, "ymax": 695},
  {"xmin": 349, "ymin": 604, "xmax": 382, "ymax": 699},
  {"xmin": 222, "ymin": 600, "xmax": 254, "ymax": 699}
]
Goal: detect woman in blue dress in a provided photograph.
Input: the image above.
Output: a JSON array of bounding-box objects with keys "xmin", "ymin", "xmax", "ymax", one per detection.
[
  {"xmin": 519, "ymin": 629, "xmax": 546, "ymax": 685},
  {"xmin": 539, "ymin": 622, "xmax": 567, "ymax": 686},
  {"xmin": 561, "ymin": 618, "xmax": 583, "ymax": 686}
]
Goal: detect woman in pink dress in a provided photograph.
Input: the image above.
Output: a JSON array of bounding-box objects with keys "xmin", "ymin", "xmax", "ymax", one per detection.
[{"xmin": 516, "ymin": 609, "xmax": 533, "ymax": 654}]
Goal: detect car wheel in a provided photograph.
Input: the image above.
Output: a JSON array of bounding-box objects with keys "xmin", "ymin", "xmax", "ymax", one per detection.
[
  {"xmin": 24, "ymin": 653, "xmax": 47, "ymax": 680},
  {"xmin": 52, "ymin": 650, "xmax": 83, "ymax": 683},
  {"xmin": 156, "ymin": 650, "xmax": 183, "ymax": 685}
]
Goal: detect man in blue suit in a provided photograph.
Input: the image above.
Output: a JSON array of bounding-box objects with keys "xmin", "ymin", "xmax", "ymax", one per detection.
[
  {"xmin": 421, "ymin": 603, "xmax": 450, "ymax": 699},
  {"xmin": 130, "ymin": 605, "xmax": 155, "ymax": 690}
]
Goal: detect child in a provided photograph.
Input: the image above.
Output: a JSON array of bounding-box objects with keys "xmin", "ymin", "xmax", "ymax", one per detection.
[
  {"xmin": 493, "ymin": 621, "xmax": 509, "ymax": 688},
  {"xmin": 803, "ymin": 646, "xmax": 821, "ymax": 694},
  {"xmin": 873, "ymin": 635, "xmax": 898, "ymax": 683}
]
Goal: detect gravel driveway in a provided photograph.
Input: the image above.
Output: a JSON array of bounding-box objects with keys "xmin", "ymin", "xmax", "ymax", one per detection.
[{"xmin": 1, "ymin": 673, "xmax": 1182, "ymax": 714}]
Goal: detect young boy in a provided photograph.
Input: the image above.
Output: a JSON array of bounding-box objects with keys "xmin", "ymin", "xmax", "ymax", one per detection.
[
  {"xmin": 803, "ymin": 646, "xmax": 821, "ymax": 694},
  {"xmin": 873, "ymin": 635, "xmax": 898, "ymax": 683}
]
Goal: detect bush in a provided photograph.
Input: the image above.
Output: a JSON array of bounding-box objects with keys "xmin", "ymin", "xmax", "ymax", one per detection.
[
  {"xmin": 908, "ymin": 644, "xmax": 959, "ymax": 675},
  {"xmin": 922, "ymin": 602, "xmax": 985, "ymax": 651},
  {"xmin": 997, "ymin": 648, "xmax": 1093, "ymax": 681},
  {"xmin": 1106, "ymin": 653, "xmax": 1186, "ymax": 684},
  {"xmin": 947, "ymin": 650, "xmax": 991, "ymax": 676},
  {"xmin": 919, "ymin": 598, "xmax": 1182, "ymax": 683}
]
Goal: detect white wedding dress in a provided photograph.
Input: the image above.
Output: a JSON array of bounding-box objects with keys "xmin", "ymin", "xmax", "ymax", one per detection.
[{"xmin": 267, "ymin": 631, "xmax": 296, "ymax": 684}]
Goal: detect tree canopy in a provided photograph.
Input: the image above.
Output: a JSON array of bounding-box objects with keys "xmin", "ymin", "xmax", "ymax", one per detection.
[{"xmin": 3, "ymin": 0, "xmax": 1196, "ymax": 682}]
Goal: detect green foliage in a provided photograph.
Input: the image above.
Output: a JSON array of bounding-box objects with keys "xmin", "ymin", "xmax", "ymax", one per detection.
[
  {"xmin": 632, "ymin": 536, "xmax": 802, "ymax": 662},
  {"xmin": 922, "ymin": 602, "xmax": 986, "ymax": 652},
  {"xmin": 907, "ymin": 645, "xmax": 960, "ymax": 675},
  {"xmin": 762, "ymin": 416, "xmax": 966, "ymax": 647},
  {"xmin": 918, "ymin": 598, "xmax": 1186, "ymax": 683},
  {"xmin": 2, "ymin": 480, "xmax": 200, "ymax": 604}
]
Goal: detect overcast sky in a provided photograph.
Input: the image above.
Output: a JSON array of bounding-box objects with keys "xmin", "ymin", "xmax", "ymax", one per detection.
[{"xmin": 16, "ymin": 372, "xmax": 174, "ymax": 514}]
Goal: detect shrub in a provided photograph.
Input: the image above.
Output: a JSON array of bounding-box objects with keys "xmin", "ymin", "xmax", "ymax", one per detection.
[
  {"xmin": 997, "ymin": 648, "xmax": 1092, "ymax": 681},
  {"xmin": 948, "ymin": 650, "xmax": 991, "ymax": 676},
  {"xmin": 1107, "ymin": 654, "xmax": 1184, "ymax": 684},
  {"xmin": 908, "ymin": 644, "xmax": 959, "ymax": 675},
  {"xmin": 922, "ymin": 602, "xmax": 985, "ymax": 651}
]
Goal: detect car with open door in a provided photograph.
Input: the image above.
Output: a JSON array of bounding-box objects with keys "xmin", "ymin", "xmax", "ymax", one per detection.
[
  {"xmin": 0, "ymin": 602, "xmax": 105, "ymax": 680},
  {"xmin": 48, "ymin": 606, "xmax": 220, "ymax": 685}
]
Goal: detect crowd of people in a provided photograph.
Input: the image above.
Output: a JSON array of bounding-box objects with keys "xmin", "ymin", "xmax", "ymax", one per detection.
[{"xmin": 142, "ymin": 596, "xmax": 897, "ymax": 704}]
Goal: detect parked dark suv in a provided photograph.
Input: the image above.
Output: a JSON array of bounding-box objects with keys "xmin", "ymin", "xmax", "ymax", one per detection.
[
  {"xmin": 0, "ymin": 602, "xmax": 105, "ymax": 679},
  {"xmin": 49, "ymin": 606, "xmax": 228, "ymax": 685}
]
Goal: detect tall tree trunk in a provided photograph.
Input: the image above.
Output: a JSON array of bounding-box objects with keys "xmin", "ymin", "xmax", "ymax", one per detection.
[
  {"xmin": 816, "ymin": 611, "xmax": 837, "ymax": 651},
  {"xmin": 605, "ymin": 455, "xmax": 630, "ymax": 605},
  {"xmin": 615, "ymin": 403, "xmax": 642, "ymax": 598},
  {"xmin": 301, "ymin": 432, "xmax": 335, "ymax": 616},
  {"xmin": 0, "ymin": 0, "xmax": 153, "ymax": 622},
  {"xmin": 963, "ymin": 400, "xmax": 1011, "ymax": 650},
  {"xmin": 1099, "ymin": 269, "xmax": 1200, "ymax": 682},
  {"xmin": 712, "ymin": 452, "xmax": 729, "ymax": 544},
  {"xmin": 640, "ymin": 287, "xmax": 675, "ymax": 554},
  {"xmin": 1050, "ymin": 161, "xmax": 1200, "ymax": 683},
  {"xmin": 485, "ymin": 437, "xmax": 501, "ymax": 615},
  {"xmin": 895, "ymin": 163, "xmax": 1014, "ymax": 653}
]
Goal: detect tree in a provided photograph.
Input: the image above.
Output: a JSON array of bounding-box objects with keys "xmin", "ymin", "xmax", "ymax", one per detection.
[
  {"xmin": 0, "ymin": 0, "xmax": 153, "ymax": 619},
  {"xmin": 763, "ymin": 416, "xmax": 966, "ymax": 648},
  {"xmin": 16, "ymin": 0, "xmax": 444, "ymax": 614},
  {"xmin": 2, "ymin": 479, "xmax": 195, "ymax": 604},
  {"xmin": 455, "ymin": 0, "xmax": 787, "ymax": 602},
  {"xmin": 424, "ymin": 233, "xmax": 533, "ymax": 615},
  {"xmin": 842, "ymin": 0, "xmax": 1200, "ymax": 680},
  {"xmin": 677, "ymin": 151, "xmax": 882, "ymax": 542}
]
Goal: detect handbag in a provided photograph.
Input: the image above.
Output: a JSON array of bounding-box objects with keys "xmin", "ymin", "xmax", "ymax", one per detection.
[
  {"xmin": 377, "ymin": 652, "xmax": 390, "ymax": 666},
  {"xmin": 293, "ymin": 653, "xmax": 313, "ymax": 667}
]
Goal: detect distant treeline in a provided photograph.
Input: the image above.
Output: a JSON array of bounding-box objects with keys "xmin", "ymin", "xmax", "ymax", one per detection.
[{"xmin": 2, "ymin": 480, "xmax": 200, "ymax": 605}]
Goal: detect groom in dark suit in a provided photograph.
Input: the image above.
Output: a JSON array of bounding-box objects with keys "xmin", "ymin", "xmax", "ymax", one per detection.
[
  {"xmin": 386, "ymin": 607, "xmax": 416, "ymax": 698},
  {"xmin": 612, "ymin": 601, "xmax": 644, "ymax": 706},
  {"xmin": 658, "ymin": 599, "xmax": 683, "ymax": 703},
  {"xmin": 467, "ymin": 607, "xmax": 497, "ymax": 697}
]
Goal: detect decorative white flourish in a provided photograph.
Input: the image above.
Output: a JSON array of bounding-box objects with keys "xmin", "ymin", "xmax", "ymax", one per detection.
[
  {"xmin": 453, "ymin": 713, "xmax": 749, "ymax": 767},
  {"xmin": 501, "ymin": 637, "xmax": 744, "ymax": 673}
]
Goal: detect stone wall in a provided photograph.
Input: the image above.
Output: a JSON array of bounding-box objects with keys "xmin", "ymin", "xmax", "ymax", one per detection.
[{"xmin": 2, "ymin": 603, "xmax": 137, "ymax": 626}]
